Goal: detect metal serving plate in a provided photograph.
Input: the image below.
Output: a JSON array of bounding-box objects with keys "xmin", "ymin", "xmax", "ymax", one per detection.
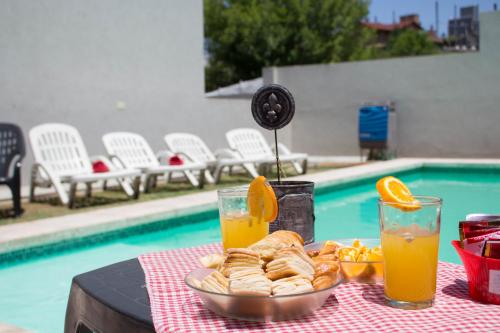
[{"xmin": 185, "ymin": 267, "xmax": 342, "ymax": 322}]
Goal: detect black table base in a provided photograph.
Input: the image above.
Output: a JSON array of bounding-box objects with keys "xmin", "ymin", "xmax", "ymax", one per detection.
[{"xmin": 64, "ymin": 259, "xmax": 155, "ymax": 333}]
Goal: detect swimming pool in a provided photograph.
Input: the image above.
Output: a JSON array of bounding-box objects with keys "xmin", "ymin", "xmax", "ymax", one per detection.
[{"xmin": 1, "ymin": 166, "xmax": 499, "ymax": 332}]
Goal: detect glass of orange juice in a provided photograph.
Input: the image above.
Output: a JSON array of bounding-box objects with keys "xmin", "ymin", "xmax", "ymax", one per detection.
[
  {"xmin": 379, "ymin": 196, "xmax": 442, "ymax": 309},
  {"xmin": 217, "ymin": 186, "xmax": 269, "ymax": 250}
]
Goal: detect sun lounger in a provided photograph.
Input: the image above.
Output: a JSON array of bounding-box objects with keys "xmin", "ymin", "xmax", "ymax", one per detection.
[
  {"xmin": 164, "ymin": 132, "xmax": 260, "ymax": 183},
  {"xmin": 29, "ymin": 123, "xmax": 141, "ymax": 208},
  {"xmin": 225, "ymin": 128, "xmax": 308, "ymax": 176},
  {"xmin": 102, "ymin": 132, "xmax": 206, "ymax": 191}
]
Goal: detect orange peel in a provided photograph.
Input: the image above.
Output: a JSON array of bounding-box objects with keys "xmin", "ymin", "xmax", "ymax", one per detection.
[
  {"xmin": 247, "ymin": 176, "xmax": 278, "ymax": 222},
  {"xmin": 376, "ymin": 176, "xmax": 421, "ymax": 211}
]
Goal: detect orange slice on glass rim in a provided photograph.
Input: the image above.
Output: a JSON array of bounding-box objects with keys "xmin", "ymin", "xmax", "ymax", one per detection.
[
  {"xmin": 247, "ymin": 176, "xmax": 278, "ymax": 222},
  {"xmin": 376, "ymin": 176, "xmax": 421, "ymax": 211}
]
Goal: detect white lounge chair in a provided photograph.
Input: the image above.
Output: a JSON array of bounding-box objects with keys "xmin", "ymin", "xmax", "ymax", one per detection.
[
  {"xmin": 29, "ymin": 123, "xmax": 141, "ymax": 208},
  {"xmin": 102, "ymin": 132, "xmax": 206, "ymax": 191},
  {"xmin": 226, "ymin": 128, "xmax": 308, "ymax": 176},
  {"xmin": 164, "ymin": 132, "xmax": 259, "ymax": 183}
]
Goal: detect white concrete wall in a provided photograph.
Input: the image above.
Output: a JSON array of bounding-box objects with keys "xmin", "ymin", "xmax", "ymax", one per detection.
[
  {"xmin": 0, "ymin": 0, "xmax": 255, "ymax": 182},
  {"xmin": 2, "ymin": 1, "xmax": 498, "ymax": 185},
  {"xmin": 264, "ymin": 11, "xmax": 500, "ymax": 158}
]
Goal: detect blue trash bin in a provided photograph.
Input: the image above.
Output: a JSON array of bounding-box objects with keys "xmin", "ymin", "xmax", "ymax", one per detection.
[
  {"xmin": 359, "ymin": 105, "xmax": 389, "ymax": 147},
  {"xmin": 358, "ymin": 103, "xmax": 396, "ymax": 159}
]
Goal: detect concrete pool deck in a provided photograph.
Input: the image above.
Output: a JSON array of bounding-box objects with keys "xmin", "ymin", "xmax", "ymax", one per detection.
[
  {"xmin": 0, "ymin": 323, "xmax": 31, "ymax": 333},
  {"xmin": 1, "ymin": 158, "xmax": 500, "ymax": 255}
]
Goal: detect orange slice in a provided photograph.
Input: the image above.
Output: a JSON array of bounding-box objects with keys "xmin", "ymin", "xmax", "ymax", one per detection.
[
  {"xmin": 338, "ymin": 247, "xmax": 360, "ymax": 262},
  {"xmin": 363, "ymin": 251, "xmax": 383, "ymax": 262},
  {"xmin": 341, "ymin": 262, "xmax": 368, "ymax": 278},
  {"xmin": 247, "ymin": 176, "xmax": 278, "ymax": 222},
  {"xmin": 376, "ymin": 176, "xmax": 421, "ymax": 211}
]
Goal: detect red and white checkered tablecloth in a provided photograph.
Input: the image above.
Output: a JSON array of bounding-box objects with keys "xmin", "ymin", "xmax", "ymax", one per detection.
[{"xmin": 139, "ymin": 243, "xmax": 500, "ymax": 333}]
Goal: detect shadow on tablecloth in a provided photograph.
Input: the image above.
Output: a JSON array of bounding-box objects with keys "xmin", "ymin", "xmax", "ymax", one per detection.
[
  {"xmin": 181, "ymin": 293, "xmax": 340, "ymax": 330},
  {"xmin": 361, "ymin": 284, "xmax": 385, "ymax": 306},
  {"xmin": 441, "ymin": 279, "xmax": 470, "ymax": 300}
]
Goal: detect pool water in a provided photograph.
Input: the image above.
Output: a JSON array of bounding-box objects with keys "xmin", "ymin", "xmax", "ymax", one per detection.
[{"xmin": 1, "ymin": 167, "xmax": 500, "ymax": 332}]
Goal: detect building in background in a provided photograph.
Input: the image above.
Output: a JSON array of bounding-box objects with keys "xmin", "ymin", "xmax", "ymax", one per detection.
[
  {"xmin": 448, "ymin": 6, "xmax": 479, "ymax": 50},
  {"xmin": 363, "ymin": 14, "xmax": 442, "ymax": 48}
]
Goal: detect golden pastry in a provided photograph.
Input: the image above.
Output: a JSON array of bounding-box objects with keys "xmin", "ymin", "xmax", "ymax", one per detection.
[
  {"xmin": 199, "ymin": 253, "xmax": 225, "ymax": 269},
  {"xmin": 249, "ymin": 230, "xmax": 304, "ymax": 261},
  {"xmin": 271, "ymin": 275, "xmax": 314, "ymax": 295},
  {"xmin": 265, "ymin": 247, "xmax": 315, "ymax": 281},
  {"xmin": 307, "ymin": 249, "xmax": 320, "ymax": 258},
  {"xmin": 312, "ymin": 275, "xmax": 336, "ymax": 290},
  {"xmin": 312, "ymin": 260, "xmax": 340, "ymax": 290},
  {"xmin": 220, "ymin": 248, "xmax": 262, "ymax": 277},
  {"xmin": 200, "ymin": 271, "xmax": 229, "ymax": 293},
  {"xmin": 312, "ymin": 253, "xmax": 338, "ymax": 264},
  {"xmin": 319, "ymin": 241, "xmax": 341, "ymax": 256},
  {"xmin": 228, "ymin": 268, "xmax": 272, "ymax": 296}
]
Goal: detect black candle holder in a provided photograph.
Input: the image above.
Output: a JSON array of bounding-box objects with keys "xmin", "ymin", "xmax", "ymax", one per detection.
[{"xmin": 269, "ymin": 181, "xmax": 315, "ymax": 244}]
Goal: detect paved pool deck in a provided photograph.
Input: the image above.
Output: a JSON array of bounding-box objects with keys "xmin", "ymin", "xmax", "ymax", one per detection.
[
  {"xmin": 0, "ymin": 323, "xmax": 31, "ymax": 333},
  {"xmin": 0, "ymin": 155, "xmax": 367, "ymax": 201},
  {"xmin": 1, "ymin": 158, "xmax": 499, "ymax": 255}
]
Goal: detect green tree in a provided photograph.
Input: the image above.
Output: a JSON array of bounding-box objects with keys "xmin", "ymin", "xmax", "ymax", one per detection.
[
  {"xmin": 204, "ymin": 0, "xmax": 373, "ymax": 91},
  {"xmin": 386, "ymin": 29, "xmax": 439, "ymax": 57}
]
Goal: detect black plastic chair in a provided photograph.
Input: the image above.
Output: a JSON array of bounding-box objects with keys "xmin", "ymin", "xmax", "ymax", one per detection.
[{"xmin": 0, "ymin": 123, "xmax": 26, "ymax": 216}]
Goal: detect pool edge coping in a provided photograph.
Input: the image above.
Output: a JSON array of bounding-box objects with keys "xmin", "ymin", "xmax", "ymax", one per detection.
[{"xmin": 1, "ymin": 157, "xmax": 500, "ymax": 256}]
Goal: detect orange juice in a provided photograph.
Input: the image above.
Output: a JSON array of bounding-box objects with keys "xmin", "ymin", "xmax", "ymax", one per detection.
[
  {"xmin": 220, "ymin": 214, "xmax": 269, "ymax": 250},
  {"xmin": 381, "ymin": 225, "xmax": 440, "ymax": 303}
]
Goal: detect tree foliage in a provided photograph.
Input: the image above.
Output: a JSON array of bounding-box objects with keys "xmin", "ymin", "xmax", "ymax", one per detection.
[
  {"xmin": 204, "ymin": 0, "xmax": 373, "ymax": 91},
  {"xmin": 385, "ymin": 29, "xmax": 439, "ymax": 57}
]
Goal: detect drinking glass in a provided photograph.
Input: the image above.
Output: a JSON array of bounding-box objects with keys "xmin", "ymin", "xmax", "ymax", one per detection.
[
  {"xmin": 217, "ymin": 186, "xmax": 269, "ymax": 250},
  {"xmin": 378, "ymin": 196, "xmax": 442, "ymax": 309}
]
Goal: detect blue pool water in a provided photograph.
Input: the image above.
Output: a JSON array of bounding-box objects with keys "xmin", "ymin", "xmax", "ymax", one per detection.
[{"xmin": 1, "ymin": 166, "xmax": 500, "ymax": 332}]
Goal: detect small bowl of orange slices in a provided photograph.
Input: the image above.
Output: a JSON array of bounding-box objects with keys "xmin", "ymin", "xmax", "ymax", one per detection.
[
  {"xmin": 305, "ymin": 238, "xmax": 383, "ymax": 284},
  {"xmin": 336, "ymin": 238, "xmax": 383, "ymax": 283}
]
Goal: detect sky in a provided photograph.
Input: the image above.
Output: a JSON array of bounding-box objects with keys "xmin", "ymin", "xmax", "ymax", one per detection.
[{"xmin": 369, "ymin": 0, "xmax": 497, "ymax": 36}]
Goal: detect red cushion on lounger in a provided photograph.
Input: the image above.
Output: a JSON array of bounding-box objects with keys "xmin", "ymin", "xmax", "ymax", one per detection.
[
  {"xmin": 168, "ymin": 155, "xmax": 184, "ymax": 166},
  {"xmin": 92, "ymin": 161, "xmax": 110, "ymax": 173}
]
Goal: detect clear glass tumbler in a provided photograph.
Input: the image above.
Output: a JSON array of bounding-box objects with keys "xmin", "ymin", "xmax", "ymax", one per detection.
[
  {"xmin": 217, "ymin": 186, "xmax": 269, "ymax": 250},
  {"xmin": 378, "ymin": 195, "xmax": 442, "ymax": 309}
]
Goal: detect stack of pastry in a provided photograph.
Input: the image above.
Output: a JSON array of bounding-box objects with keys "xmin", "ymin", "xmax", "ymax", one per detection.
[
  {"xmin": 248, "ymin": 230, "xmax": 304, "ymax": 261},
  {"xmin": 266, "ymin": 246, "xmax": 315, "ymax": 281},
  {"xmin": 308, "ymin": 241, "xmax": 341, "ymax": 290},
  {"xmin": 228, "ymin": 268, "xmax": 272, "ymax": 296},
  {"xmin": 199, "ymin": 271, "xmax": 228, "ymax": 293},
  {"xmin": 220, "ymin": 248, "xmax": 263, "ymax": 277},
  {"xmin": 312, "ymin": 260, "xmax": 340, "ymax": 290},
  {"xmin": 222, "ymin": 248, "xmax": 272, "ymax": 296},
  {"xmin": 271, "ymin": 275, "xmax": 313, "ymax": 295},
  {"xmin": 195, "ymin": 231, "xmax": 340, "ymax": 296}
]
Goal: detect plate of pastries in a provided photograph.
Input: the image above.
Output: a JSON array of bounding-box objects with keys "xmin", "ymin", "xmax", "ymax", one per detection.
[{"xmin": 185, "ymin": 231, "xmax": 343, "ymax": 321}]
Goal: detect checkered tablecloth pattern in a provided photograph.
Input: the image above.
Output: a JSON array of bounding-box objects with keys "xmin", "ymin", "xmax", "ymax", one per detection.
[{"xmin": 139, "ymin": 243, "xmax": 500, "ymax": 333}]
